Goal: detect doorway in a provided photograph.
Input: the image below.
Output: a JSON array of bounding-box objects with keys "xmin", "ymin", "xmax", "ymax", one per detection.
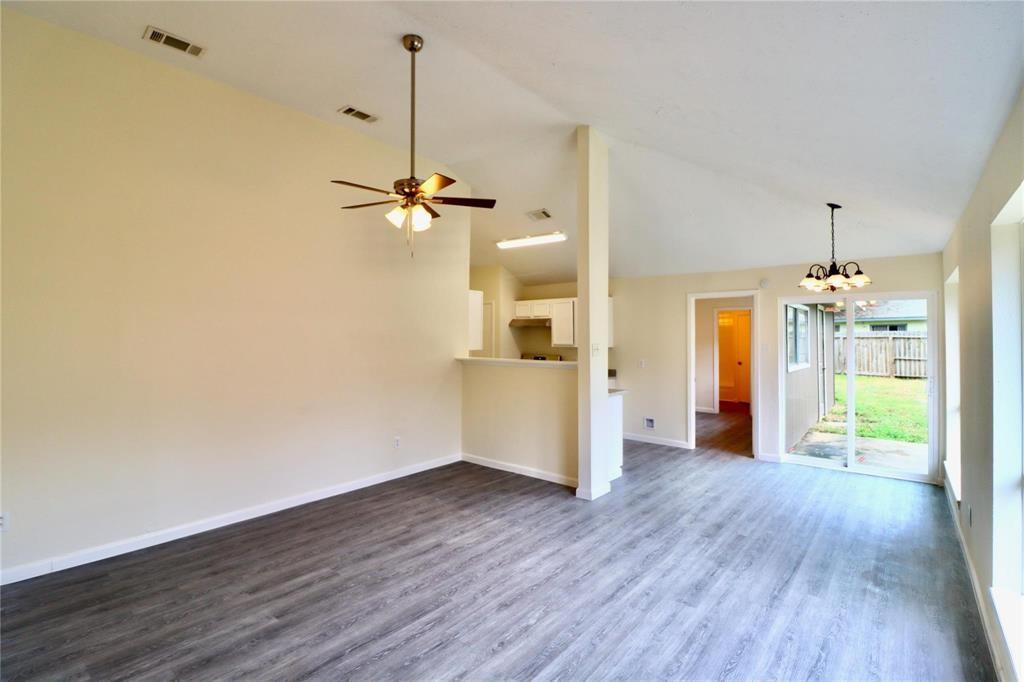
[
  {"xmin": 781, "ymin": 293, "xmax": 939, "ymax": 483},
  {"xmin": 715, "ymin": 308, "xmax": 752, "ymax": 413},
  {"xmin": 688, "ymin": 291, "xmax": 760, "ymax": 457}
]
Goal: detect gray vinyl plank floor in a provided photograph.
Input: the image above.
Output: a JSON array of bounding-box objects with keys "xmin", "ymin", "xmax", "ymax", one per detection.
[{"xmin": 1, "ymin": 412, "xmax": 994, "ymax": 680}]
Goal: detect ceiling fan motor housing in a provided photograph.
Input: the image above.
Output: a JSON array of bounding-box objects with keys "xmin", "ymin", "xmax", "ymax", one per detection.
[{"xmin": 394, "ymin": 177, "xmax": 422, "ymax": 196}]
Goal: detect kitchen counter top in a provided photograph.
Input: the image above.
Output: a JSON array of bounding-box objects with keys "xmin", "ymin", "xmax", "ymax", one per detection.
[{"xmin": 456, "ymin": 357, "xmax": 578, "ymax": 369}]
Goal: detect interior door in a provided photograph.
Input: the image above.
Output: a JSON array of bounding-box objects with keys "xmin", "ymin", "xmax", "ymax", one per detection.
[
  {"xmin": 734, "ymin": 310, "xmax": 751, "ymax": 403},
  {"xmin": 718, "ymin": 312, "xmax": 736, "ymax": 402}
]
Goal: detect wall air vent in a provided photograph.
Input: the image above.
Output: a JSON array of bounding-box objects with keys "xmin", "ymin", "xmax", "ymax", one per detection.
[
  {"xmin": 143, "ymin": 26, "xmax": 204, "ymax": 57},
  {"xmin": 337, "ymin": 106, "xmax": 379, "ymax": 123},
  {"xmin": 527, "ymin": 208, "xmax": 552, "ymax": 221}
]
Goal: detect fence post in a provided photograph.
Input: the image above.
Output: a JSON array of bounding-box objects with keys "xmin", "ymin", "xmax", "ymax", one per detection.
[{"xmin": 887, "ymin": 335, "xmax": 895, "ymax": 377}]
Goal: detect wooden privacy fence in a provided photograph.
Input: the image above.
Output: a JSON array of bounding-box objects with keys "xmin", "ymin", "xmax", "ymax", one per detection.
[{"xmin": 834, "ymin": 333, "xmax": 928, "ymax": 378}]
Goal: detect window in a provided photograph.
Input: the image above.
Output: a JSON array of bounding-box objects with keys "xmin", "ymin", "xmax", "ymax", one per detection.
[
  {"xmin": 870, "ymin": 323, "xmax": 907, "ymax": 332},
  {"xmin": 787, "ymin": 305, "xmax": 810, "ymax": 371}
]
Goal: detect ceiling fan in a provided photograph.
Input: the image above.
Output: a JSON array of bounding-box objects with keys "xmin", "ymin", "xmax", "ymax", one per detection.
[{"xmin": 332, "ymin": 34, "xmax": 496, "ymax": 252}]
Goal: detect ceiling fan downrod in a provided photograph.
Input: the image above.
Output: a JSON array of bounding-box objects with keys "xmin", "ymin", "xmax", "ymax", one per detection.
[{"xmin": 402, "ymin": 34, "xmax": 423, "ymax": 183}]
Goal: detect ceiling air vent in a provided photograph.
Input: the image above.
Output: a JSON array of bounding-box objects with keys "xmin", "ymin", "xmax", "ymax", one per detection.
[
  {"xmin": 337, "ymin": 106, "xmax": 379, "ymax": 123},
  {"xmin": 527, "ymin": 208, "xmax": 552, "ymax": 221},
  {"xmin": 143, "ymin": 26, "xmax": 204, "ymax": 57}
]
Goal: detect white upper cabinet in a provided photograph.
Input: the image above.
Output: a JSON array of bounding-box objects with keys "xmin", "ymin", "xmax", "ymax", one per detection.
[
  {"xmin": 551, "ymin": 299, "xmax": 575, "ymax": 347},
  {"xmin": 514, "ymin": 299, "xmax": 555, "ymax": 319},
  {"xmin": 511, "ymin": 297, "xmax": 614, "ymax": 348}
]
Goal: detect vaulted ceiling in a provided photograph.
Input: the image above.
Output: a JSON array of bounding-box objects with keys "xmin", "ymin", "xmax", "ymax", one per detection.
[{"xmin": 12, "ymin": 1, "xmax": 1023, "ymax": 284}]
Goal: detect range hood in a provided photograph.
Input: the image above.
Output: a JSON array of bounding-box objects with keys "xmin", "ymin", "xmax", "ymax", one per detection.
[{"xmin": 509, "ymin": 318, "xmax": 551, "ymax": 328}]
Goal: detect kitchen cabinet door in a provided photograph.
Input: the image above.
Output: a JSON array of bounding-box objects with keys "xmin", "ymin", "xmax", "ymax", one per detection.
[
  {"xmin": 514, "ymin": 301, "xmax": 533, "ymax": 318},
  {"xmin": 551, "ymin": 300, "xmax": 575, "ymax": 346},
  {"xmin": 531, "ymin": 300, "xmax": 553, "ymax": 318}
]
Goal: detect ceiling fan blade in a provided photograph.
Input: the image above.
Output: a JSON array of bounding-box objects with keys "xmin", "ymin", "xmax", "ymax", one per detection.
[
  {"xmin": 342, "ymin": 200, "xmax": 399, "ymax": 209},
  {"xmin": 331, "ymin": 179, "xmax": 396, "ymax": 196},
  {"xmin": 422, "ymin": 202, "xmax": 441, "ymax": 219},
  {"xmin": 430, "ymin": 196, "xmax": 496, "ymax": 209},
  {"xmin": 418, "ymin": 173, "xmax": 456, "ymax": 196}
]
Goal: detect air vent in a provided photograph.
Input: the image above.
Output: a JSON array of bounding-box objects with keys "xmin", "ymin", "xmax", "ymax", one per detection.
[
  {"xmin": 527, "ymin": 208, "xmax": 552, "ymax": 221},
  {"xmin": 337, "ymin": 106, "xmax": 379, "ymax": 123},
  {"xmin": 143, "ymin": 26, "xmax": 204, "ymax": 57}
]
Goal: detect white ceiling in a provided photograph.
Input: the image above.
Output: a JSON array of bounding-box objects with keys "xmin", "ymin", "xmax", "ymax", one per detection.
[{"xmin": 11, "ymin": 1, "xmax": 1023, "ymax": 284}]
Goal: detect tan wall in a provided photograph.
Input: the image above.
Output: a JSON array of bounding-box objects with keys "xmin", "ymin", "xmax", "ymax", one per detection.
[
  {"xmin": 694, "ymin": 297, "xmax": 752, "ymax": 411},
  {"xmin": 461, "ymin": 362, "xmax": 578, "ymax": 484},
  {"xmin": 610, "ymin": 252, "xmax": 942, "ymax": 449},
  {"xmin": 520, "ymin": 281, "xmax": 578, "ymax": 300},
  {"xmin": 1, "ymin": 11, "xmax": 469, "ymax": 571},
  {"xmin": 784, "ymin": 305, "xmax": 822, "ymax": 450},
  {"xmin": 941, "ymin": 85, "xmax": 1023, "ymax": 655},
  {"xmin": 469, "ymin": 264, "xmax": 522, "ymax": 359}
]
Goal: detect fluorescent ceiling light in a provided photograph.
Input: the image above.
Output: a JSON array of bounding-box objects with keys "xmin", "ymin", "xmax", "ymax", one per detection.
[{"xmin": 496, "ymin": 231, "xmax": 567, "ymax": 249}]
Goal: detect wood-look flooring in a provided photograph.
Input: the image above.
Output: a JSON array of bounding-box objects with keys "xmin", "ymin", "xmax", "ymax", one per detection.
[{"xmin": 2, "ymin": 413, "xmax": 993, "ymax": 680}]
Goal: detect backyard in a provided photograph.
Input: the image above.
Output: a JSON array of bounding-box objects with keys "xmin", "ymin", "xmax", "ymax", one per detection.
[{"xmin": 812, "ymin": 374, "xmax": 928, "ymax": 443}]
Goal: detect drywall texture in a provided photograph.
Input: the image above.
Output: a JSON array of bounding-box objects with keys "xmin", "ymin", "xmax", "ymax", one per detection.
[
  {"xmin": 1, "ymin": 11, "xmax": 470, "ymax": 571},
  {"xmin": 694, "ymin": 297, "xmax": 752, "ymax": 411},
  {"xmin": 610, "ymin": 253, "xmax": 942, "ymax": 454},
  {"xmin": 461, "ymin": 362, "xmax": 578, "ymax": 483},
  {"xmin": 941, "ymin": 87, "xmax": 1023, "ymax": 675}
]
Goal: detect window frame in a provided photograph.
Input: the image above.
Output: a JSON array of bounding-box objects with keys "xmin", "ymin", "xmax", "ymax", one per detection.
[{"xmin": 787, "ymin": 304, "xmax": 811, "ymax": 372}]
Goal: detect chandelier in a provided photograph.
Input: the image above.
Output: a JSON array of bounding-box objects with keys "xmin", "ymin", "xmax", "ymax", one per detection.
[{"xmin": 799, "ymin": 203, "xmax": 871, "ymax": 292}]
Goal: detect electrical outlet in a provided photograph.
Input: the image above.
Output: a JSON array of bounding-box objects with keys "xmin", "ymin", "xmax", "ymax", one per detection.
[
  {"xmin": 644, "ymin": 417, "xmax": 655, "ymax": 430},
  {"xmin": 639, "ymin": 359, "xmax": 647, "ymax": 369},
  {"xmin": 393, "ymin": 436, "xmax": 401, "ymax": 449},
  {"xmin": 0, "ymin": 512, "xmax": 7, "ymax": 532}
]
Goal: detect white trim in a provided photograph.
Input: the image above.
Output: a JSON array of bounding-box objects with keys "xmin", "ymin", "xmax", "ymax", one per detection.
[
  {"xmin": 944, "ymin": 483, "xmax": 1015, "ymax": 681},
  {"xmin": 695, "ymin": 405, "xmax": 717, "ymax": 414},
  {"xmin": 624, "ymin": 432, "xmax": 693, "ymax": 450},
  {"xmin": 756, "ymin": 452, "xmax": 782, "ymax": 463},
  {"xmin": 687, "ymin": 290, "xmax": 761, "ymax": 459},
  {"xmin": 0, "ymin": 454, "xmax": 462, "ymax": 586},
  {"xmin": 461, "ymin": 452, "xmax": 577, "ymax": 487}
]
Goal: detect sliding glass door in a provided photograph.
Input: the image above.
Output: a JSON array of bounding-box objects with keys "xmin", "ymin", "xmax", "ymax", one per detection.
[
  {"xmin": 784, "ymin": 294, "xmax": 937, "ymax": 482},
  {"xmin": 850, "ymin": 299, "xmax": 931, "ymax": 476}
]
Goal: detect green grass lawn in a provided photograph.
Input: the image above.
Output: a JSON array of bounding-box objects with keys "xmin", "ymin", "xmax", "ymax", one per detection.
[{"xmin": 811, "ymin": 374, "xmax": 928, "ymax": 443}]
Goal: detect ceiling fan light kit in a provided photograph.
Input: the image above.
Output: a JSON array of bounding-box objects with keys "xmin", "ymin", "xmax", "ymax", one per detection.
[
  {"xmin": 798, "ymin": 203, "xmax": 871, "ymax": 292},
  {"xmin": 332, "ymin": 34, "xmax": 496, "ymax": 255}
]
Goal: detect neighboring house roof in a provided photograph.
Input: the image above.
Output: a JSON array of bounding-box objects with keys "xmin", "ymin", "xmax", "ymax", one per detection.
[{"xmin": 835, "ymin": 300, "xmax": 927, "ymax": 323}]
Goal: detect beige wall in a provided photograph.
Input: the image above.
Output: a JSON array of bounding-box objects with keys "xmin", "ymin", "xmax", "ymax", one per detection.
[
  {"xmin": 784, "ymin": 304, "xmax": 822, "ymax": 450},
  {"xmin": 461, "ymin": 362, "xmax": 578, "ymax": 484},
  {"xmin": 1, "ymin": 12, "xmax": 469, "ymax": 572},
  {"xmin": 940, "ymin": 86, "xmax": 1023, "ymax": 674},
  {"xmin": 520, "ymin": 281, "xmax": 578, "ymax": 300},
  {"xmin": 610, "ymin": 253, "xmax": 942, "ymax": 449},
  {"xmin": 469, "ymin": 264, "xmax": 522, "ymax": 359},
  {"xmin": 694, "ymin": 297, "xmax": 752, "ymax": 411}
]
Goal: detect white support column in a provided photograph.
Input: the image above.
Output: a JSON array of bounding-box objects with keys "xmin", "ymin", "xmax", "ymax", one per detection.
[{"xmin": 576, "ymin": 125, "xmax": 611, "ymax": 501}]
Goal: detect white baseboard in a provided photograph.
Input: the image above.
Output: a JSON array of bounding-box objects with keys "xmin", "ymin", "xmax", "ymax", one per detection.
[
  {"xmin": 944, "ymin": 483, "xmax": 1015, "ymax": 681},
  {"xmin": 695, "ymin": 405, "xmax": 718, "ymax": 414},
  {"xmin": 624, "ymin": 432, "xmax": 693, "ymax": 450},
  {"xmin": 461, "ymin": 452, "xmax": 577, "ymax": 487},
  {"xmin": 1, "ymin": 454, "xmax": 462, "ymax": 586},
  {"xmin": 756, "ymin": 452, "xmax": 782, "ymax": 463}
]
